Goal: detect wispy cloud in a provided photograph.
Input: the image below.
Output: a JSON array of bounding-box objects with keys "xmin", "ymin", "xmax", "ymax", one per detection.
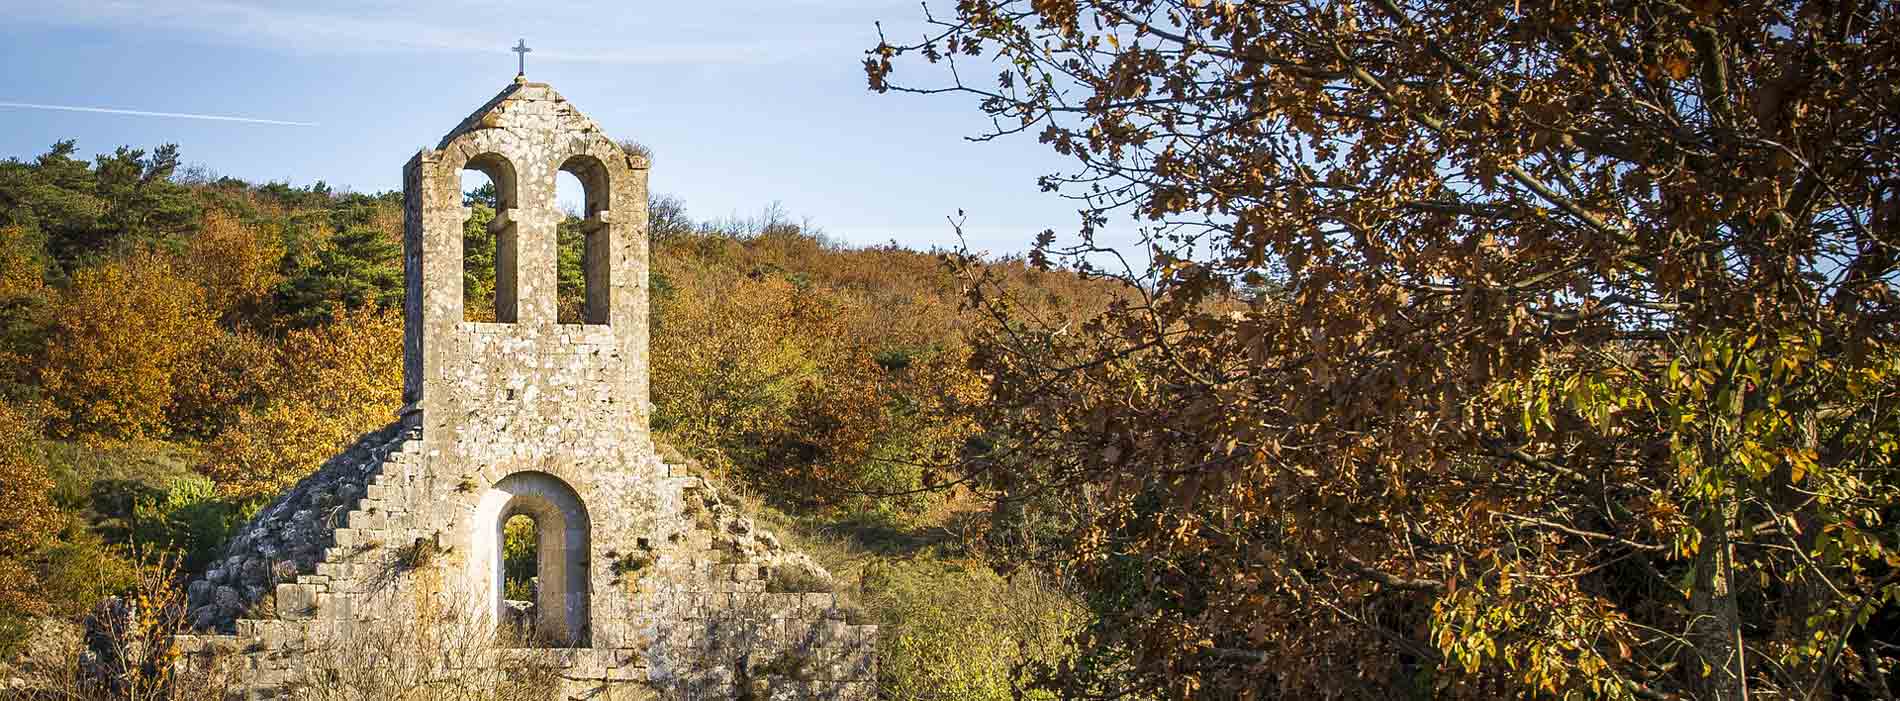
[
  {"xmin": 4, "ymin": 0, "xmax": 896, "ymax": 65},
  {"xmin": 0, "ymin": 101, "xmax": 318, "ymax": 126}
]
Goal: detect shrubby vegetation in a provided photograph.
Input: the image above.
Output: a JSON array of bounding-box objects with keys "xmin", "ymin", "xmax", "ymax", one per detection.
[
  {"xmin": 861, "ymin": 560, "xmax": 1076, "ymax": 700},
  {"xmin": 0, "ymin": 140, "xmax": 1093, "ymax": 698}
]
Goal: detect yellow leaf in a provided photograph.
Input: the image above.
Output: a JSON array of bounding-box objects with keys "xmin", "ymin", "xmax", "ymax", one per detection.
[{"xmin": 1665, "ymin": 55, "xmax": 1693, "ymax": 81}]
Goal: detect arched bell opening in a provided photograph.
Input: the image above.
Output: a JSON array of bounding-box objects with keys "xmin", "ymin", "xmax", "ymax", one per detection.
[
  {"xmin": 555, "ymin": 169, "xmax": 589, "ymax": 324},
  {"xmin": 461, "ymin": 152, "xmax": 520, "ymax": 323},
  {"xmin": 475, "ymin": 471, "xmax": 590, "ymax": 647},
  {"xmin": 558, "ymin": 154, "xmax": 612, "ymax": 326}
]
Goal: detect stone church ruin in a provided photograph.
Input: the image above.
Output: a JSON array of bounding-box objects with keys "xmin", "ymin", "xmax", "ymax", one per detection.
[{"xmin": 174, "ymin": 75, "xmax": 878, "ymax": 700}]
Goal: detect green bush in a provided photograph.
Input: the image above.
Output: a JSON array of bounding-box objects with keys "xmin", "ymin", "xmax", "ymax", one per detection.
[
  {"xmin": 127, "ymin": 475, "xmax": 243, "ymax": 573},
  {"xmin": 37, "ymin": 523, "xmax": 138, "ymax": 618},
  {"xmin": 501, "ymin": 515, "xmax": 536, "ymax": 602},
  {"xmin": 31, "ymin": 440, "xmax": 242, "ymax": 575},
  {"xmin": 860, "ymin": 559, "xmax": 1076, "ymax": 701}
]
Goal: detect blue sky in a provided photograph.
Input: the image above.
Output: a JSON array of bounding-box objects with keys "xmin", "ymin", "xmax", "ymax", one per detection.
[{"xmin": 0, "ymin": 0, "xmax": 1100, "ymax": 254}]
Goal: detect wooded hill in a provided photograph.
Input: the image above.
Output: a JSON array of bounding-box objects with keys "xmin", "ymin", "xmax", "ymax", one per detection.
[{"xmin": 0, "ymin": 140, "xmax": 1102, "ymax": 698}]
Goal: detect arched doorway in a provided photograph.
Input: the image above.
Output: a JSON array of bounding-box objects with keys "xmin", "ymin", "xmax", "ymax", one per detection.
[{"xmin": 473, "ymin": 471, "xmax": 590, "ymax": 646}]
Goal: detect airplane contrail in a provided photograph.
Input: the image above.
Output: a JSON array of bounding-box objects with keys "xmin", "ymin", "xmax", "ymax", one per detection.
[{"xmin": 0, "ymin": 101, "xmax": 318, "ymax": 127}]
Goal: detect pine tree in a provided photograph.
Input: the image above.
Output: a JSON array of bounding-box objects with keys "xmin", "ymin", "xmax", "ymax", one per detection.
[{"xmin": 274, "ymin": 225, "xmax": 401, "ymax": 328}]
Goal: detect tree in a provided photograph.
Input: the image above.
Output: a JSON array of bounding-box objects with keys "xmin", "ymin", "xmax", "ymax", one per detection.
[
  {"xmin": 176, "ymin": 209, "xmax": 285, "ymax": 329},
  {"xmin": 652, "ymin": 273, "xmax": 824, "ymax": 477},
  {"xmin": 0, "ymin": 142, "xmax": 101, "ymax": 272},
  {"xmin": 167, "ymin": 329, "xmax": 276, "ymax": 441},
  {"xmin": 0, "ymin": 225, "xmax": 51, "ymax": 402},
  {"xmin": 201, "ymin": 306, "xmax": 403, "ymax": 499},
  {"xmin": 88, "ymin": 144, "xmax": 199, "ymax": 259},
  {"xmin": 871, "ymin": 1, "xmax": 1900, "ymax": 698},
  {"xmin": 463, "ymin": 196, "xmax": 499, "ymax": 322},
  {"xmin": 557, "ymin": 217, "xmax": 589, "ymax": 322},
  {"xmin": 649, "ymin": 194, "xmax": 693, "ymax": 245},
  {"xmin": 36, "ymin": 251, "xmax": 215, "ymax": 441},
  {"xmin": 274, "ymin": 224, "xmax": 402, "ymax": 328},
  {"xmin": 650, "ymin": 228, "xmax": 997, "ymax": 509},
  {"xmin": 0, "ymin": 142, "xmax": 200, "ymax": 270},
  {"xmin": 0, "ymin": 403, "xmax": 60, "ymax": 654}
]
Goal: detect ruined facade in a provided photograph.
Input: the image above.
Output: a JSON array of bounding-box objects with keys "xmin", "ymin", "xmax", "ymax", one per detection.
[{"xmin": 178, "ymin": 78, "xmax": 877, "ymax": 699}]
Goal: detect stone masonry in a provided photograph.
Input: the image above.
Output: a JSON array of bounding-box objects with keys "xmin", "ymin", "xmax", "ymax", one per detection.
[{"xmin": 177, "ymin": 78, "xmax": 877, "ymax": 699}]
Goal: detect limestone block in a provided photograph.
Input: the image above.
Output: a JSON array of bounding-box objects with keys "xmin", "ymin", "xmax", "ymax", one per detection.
[
  {"xmin": 174, "ymin": 635, "xmax": 207, "ymax": 654},
  {"xmin": 564, "ymin": 650, "xmax": 606, "ymax": 681},
  {"xmin": 835, "ymin": 639, "xmax": 876, "ymax": 681},
  {"xmin": 604, "ymin": 661, "xmax": 644, "ymax": 682},
  {"xmin": 802, "ymin": 593, "xmax": 835, "ymax": 615},
  {"xmin": 555, "ymin": 678, "xmax": 604, "ymax": 700},
  {"xmin": 274, "ymin": 583, "xmax": 319, "ymax": 620}
]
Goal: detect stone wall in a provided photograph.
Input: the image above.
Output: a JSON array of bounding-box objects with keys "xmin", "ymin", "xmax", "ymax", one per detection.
[{"xmin": 181, "ymin": 443, "xmax": 877, "ymax": 700}]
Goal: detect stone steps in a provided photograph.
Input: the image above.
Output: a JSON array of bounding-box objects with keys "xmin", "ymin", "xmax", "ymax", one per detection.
[{"xmin": 270, "ymin": 439, "xmax": 427, "ymax": 621}]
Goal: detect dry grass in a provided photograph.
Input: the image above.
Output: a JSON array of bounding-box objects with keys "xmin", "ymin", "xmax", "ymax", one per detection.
[
  {"xmin": 7, "ymin": 566, "xmax": 561, "ymax": 701},
  {"xmin": 285, "ymin": 593, "xmax": 561, "ymax": 701},
  {"xmin": 5, "ymin": 555, "xmax": 240, "ymax": 701}
]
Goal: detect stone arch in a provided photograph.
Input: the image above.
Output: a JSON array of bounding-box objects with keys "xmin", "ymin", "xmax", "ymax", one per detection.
[
  {"xmin": 461, "ymin": 151, "xmax": 521, "ymax": 322},
  {"xmin": 558, "ymin": 152, "xmax": 614, "ymax": 325},
  {"xmin": 473, "ymin": 471, "xmax": 590, "ymax": 645},
  {"xmin": 463, "ymin": 152, "xmax": 518, "ymax": 209},
  {"xmin": 559, "ymin": 153, "xmax": 611, "ymax": 218}
]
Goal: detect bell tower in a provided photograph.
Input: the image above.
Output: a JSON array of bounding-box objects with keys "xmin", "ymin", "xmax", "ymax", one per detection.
[
  {"xmin": 401, "ymin": 79, "xmax": 653, "ymax": 460},
  {"xmin": 396, "ymin": 78, "xmax": 655, "ymax": 645},
  {"xmin": 183, "ymin": 73, "xmax": 877, "ymax": 696}
]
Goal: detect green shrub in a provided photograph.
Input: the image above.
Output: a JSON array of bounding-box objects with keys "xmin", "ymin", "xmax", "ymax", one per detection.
[
  {"xmin": 861, "ymin": 559, "xmax": 1077, "ymax": 701},
  {"xmin": 37, "ymin": 521, "xmax": 139, "ymax": 618},
  {"xmin": 502, "ymin": 515, "xmax": 536, "ymax": 602},
  {"xmin": 28, "ymin": 440, "xmax": 243, "ymax": 576},
  {"xmin": 128, "ymin": 475, "xmax": 243, "ymax": 573}
]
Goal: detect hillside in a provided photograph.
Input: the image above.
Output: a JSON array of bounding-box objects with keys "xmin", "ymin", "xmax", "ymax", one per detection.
[{"xmin": 0, "ymin": 140, "xmax": 1110, "ymax": 698}]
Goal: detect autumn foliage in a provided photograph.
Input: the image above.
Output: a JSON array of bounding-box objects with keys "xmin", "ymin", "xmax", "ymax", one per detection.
[
  {"xmin": 36, "ymin": 252, "xmax": 215, "ymax": 442},
  {"xmin": 652, "ymin": 228, "xmax": 1003, "ymax": 508},
  {"xmin": 0, "ymin": 404, "xmax": 60, "ymax": 649},
  {"xmin": 198, "ymin": 306, "xmax": 404, "ymax": 498},
  {"xmin": 0, "ymin": 151, "xmax": 422, "ymax": 655},
  {"xmin": 873, "ymin": 0, "xmax": 1900, "ymax": 698}
]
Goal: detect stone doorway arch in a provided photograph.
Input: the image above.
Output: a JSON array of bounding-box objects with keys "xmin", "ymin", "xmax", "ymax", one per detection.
[{"xmin": 473, "ymin": 471, "xmax": 590, "ymax": 645}]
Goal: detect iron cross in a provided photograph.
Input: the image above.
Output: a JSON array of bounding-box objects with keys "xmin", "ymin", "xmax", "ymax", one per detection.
[{"xmin": 512, "ymin": 39, "xmax": 532, "ymax": 76}]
